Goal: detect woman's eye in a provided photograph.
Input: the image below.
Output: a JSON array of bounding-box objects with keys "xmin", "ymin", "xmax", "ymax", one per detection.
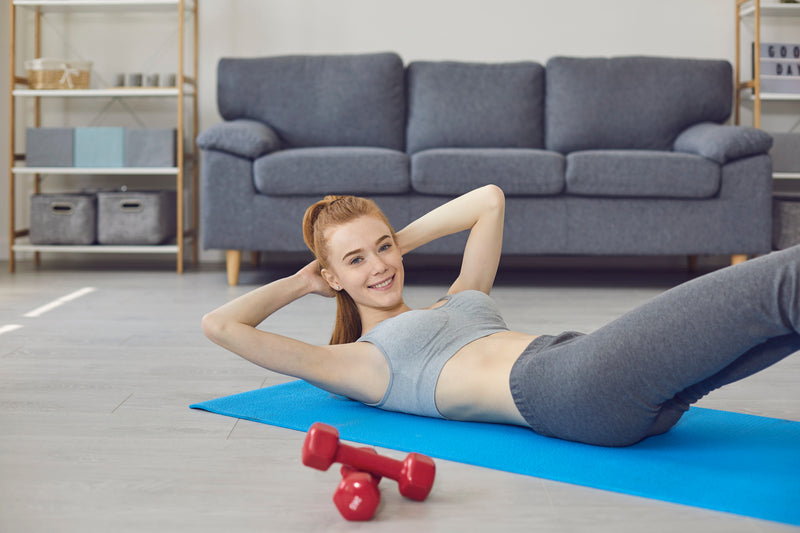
[
  {"xmin": 379, "ymin": 243, "xmax": 391, "ymax": 252},
  {"xmin": 350, "ymin": 257, "xmax": 363, "ymax": 265}
]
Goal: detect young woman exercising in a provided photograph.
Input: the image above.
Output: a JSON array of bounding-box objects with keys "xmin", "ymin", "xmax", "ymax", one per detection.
[{"xmin": 202, "ymin": 185, "xmax": 800, "ymax": 447}]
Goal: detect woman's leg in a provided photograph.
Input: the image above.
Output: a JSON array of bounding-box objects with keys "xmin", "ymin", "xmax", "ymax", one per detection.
[
  {"xmin": 648, "ymin": 332, "xmax": 800, "ymax": 437},
  {"xmin": 511, "ymin": 245, "xmax": 800, "ymax": 446}
]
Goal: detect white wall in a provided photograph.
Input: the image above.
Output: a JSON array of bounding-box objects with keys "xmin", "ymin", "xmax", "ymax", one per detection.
[{"xmin": 2, "ymin": 0, "xmax": 782, "ymax": 263}]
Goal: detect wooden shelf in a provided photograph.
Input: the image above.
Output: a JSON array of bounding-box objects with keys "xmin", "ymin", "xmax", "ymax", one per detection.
[
  {"xmin": 7, "ymin": 0, "xmax": 199, "ymax": 273},
  {"xmin": 13, "ymin": 0, "xmax": 195, "ymax": 12},
  {"xmin": 735, "ymin": 0, "xmax": 800, "ymax": 131},
  {"xmin": 13, "ymin": 166, "xmax": 180, "ymax": 175},
  {"xmin": 739, "ymin": 89, "xmax": 800, "ymax": 101},
  {"xmin": 13, "ymin": 88, "xmax": 191, "ymax": 97},
  {"xmin": 759, "ymin": 92, "xmax": 800, "ymax": 101},
  {"xmin": 13, "ymin": 243, "xmax": 180, "ymax": 254},
  {"xmin": 739, "ymin": 3, "xmax": 800, "ymax": 18},
  {"xmin": 774, "ymin": 172, "xmax": 800, "ymax": 180}
]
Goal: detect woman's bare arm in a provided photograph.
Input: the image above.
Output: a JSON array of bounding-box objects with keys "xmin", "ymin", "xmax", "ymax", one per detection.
[
  {"xmin": 201, "ymin": 261, "xmax": 385, "ymax": 401},
  {"xmin": 396, "ymin": 184, "xmax": 505, "ymax": 295}
]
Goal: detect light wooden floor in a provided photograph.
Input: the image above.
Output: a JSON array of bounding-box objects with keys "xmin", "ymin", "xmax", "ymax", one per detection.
[{"xmin": 1, "ymin": 259, "xmax": 798, "ymax": 533}]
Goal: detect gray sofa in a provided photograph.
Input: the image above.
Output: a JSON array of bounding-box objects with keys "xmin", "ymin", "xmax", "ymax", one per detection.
[{"xmin": 197, "ymin": 52, "xmax": 773, "ymax": 285}]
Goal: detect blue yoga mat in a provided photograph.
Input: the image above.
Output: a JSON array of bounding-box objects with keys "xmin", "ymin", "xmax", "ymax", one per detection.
[{"xmin": 191, "ymin": 380, "xmax": 800, "ymax": 526}]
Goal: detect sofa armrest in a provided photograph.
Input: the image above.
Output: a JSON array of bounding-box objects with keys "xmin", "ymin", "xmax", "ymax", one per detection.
[
  {"xmin": 197, "ymin": 119, "xmax": 282, "ymax": 159},
  {"xmin": 674, "ymin": 122, "xmax": 772, "ymax": 164}
]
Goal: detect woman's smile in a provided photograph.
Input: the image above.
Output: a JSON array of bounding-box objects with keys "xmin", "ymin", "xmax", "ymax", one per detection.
[{"xmin": 369, "ymin": 275, "xmax": 395, "ymax": 290}]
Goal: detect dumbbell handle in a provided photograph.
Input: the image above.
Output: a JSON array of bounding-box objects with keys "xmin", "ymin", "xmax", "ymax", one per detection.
[
  {"xmin": 333, "ymin": 443, "xmax": 407, "ymax": 481},
  {"xmin": 341, "ymin": 451, "xmax": 381, "ymax": 485}
]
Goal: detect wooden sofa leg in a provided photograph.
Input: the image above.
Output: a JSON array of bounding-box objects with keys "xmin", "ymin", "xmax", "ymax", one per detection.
[
  {"xmin": 731, "ymin": 254, "xmax": 748, "ymax": 266},
  {"xmin": 226, "ymin": 250, "xmax": 242, "ymax": 286}
]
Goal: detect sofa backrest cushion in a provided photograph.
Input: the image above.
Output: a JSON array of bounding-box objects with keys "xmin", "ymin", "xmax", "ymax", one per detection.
[
  {"xmin": 217, "ymin": 53, "xmax": 406, "ymax": 150},
  {"xmin": 545, "ymin": 56, "xmax": 732, "ymax": 154},
  {"xmin": 406, "ymin": 61, "xmax": 545, "ymax": 154}
]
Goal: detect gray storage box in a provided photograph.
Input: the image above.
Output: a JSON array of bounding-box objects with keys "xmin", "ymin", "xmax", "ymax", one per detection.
[
  {"xmin": 26, "ymin": 128, "xmax": 74, "ymax": 167},
  {"xmin": 97, "ymin": 190, "xmax": 177, "ymax": 244},
  {"xmin": 770, "ymin": 132, "xmax": 800, "ymax": 173},
  {"xmin": 124, "ymin": 129, "xmax": 177, "ymax": 167},
  {"xmin": 29, "ymin": 193, "xmax": 96, "ymax": 244},
  {"xmin": 773, "ymin": 193, "xmax": 800, "ymax": 250}
]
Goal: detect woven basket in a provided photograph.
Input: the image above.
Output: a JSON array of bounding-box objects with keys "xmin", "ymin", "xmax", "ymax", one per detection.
[{"xmin": 25, "ymin": 58, "xmax": 92, "ymax": 90}]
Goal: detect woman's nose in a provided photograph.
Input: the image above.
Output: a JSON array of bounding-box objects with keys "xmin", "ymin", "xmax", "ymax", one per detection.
[{"xmin": 370, "ymin": 254, "xmax": 388, "ymax": 274}]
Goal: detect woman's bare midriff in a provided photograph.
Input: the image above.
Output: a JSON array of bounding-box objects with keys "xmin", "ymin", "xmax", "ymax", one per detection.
[{"xmin": 434, "ymin": 331, "xmax": 539, "ymax": 426}]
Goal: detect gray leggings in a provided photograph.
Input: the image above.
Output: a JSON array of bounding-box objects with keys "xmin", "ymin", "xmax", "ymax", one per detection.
[{"xmin": 509, "ymin": 245, "xmax": 800, "ymax": 447}]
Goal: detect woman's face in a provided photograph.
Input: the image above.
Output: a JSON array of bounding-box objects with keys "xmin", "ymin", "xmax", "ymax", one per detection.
[{"xmin": 321, "ymin": 215, "xmax": 404, "ymax": 309}]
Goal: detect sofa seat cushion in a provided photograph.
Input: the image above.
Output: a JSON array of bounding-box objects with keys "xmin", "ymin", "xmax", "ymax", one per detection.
[
  {"xmin": 406, "ymin": 61, "xmax": 545, "ymax": 154},
  {"xmin": 411, "ymin": 148, "xmax": 564, "ymax": 196},
  {"xmin": 254, "ymin": 147, "xmax": 410, "ymax": 196},
  {"xmin": 565, "ymin": 150, "xmax": 720, "ymax": 198}
]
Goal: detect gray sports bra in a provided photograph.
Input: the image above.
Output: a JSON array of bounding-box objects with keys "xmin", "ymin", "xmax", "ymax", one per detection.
[{"xmin": 357, "ymin": 290, "xmax": 509, "ymax": 418}]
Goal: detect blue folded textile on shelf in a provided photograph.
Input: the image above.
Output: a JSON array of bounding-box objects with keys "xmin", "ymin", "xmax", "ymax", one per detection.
[{"xmin": 191, "ymin": 380, "xmax": 800, "ymax": 526}]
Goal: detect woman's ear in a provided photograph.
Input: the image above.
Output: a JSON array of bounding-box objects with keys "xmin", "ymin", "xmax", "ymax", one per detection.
[{"xmin": 320, "ymin": 268, "xmax": 341, "ymax": 291}]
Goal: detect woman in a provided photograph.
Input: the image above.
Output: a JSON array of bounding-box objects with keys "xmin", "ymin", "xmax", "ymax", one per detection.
[{"xmin": 202, "ymin": 185, "xmax": 800, "ymax": 447}]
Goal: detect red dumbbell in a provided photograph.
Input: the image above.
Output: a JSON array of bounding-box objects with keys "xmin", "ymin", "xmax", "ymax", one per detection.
[
  {"xmin": 302, "ymin": 422, "xmax": 435, "ymax": 501},
  {"xmin": 334, "ymin": 468, "xmax": 381, "ymax": 521},
  {"xmin": 334, "ymin": 450, "xmax": 382, "ymax": 521}
]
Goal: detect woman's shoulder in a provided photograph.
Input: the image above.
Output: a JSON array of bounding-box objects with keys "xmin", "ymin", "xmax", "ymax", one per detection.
[{"xmin": 317, "ymin": 341, "xmax": 389, "ymax": 403}]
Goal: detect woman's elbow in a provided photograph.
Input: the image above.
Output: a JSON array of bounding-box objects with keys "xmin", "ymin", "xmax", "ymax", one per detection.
[
  {"xmin": 482, "ymin": 184, "xmax": 505, "ymax": 211},
  {"xmin": 201, "ymin": 312, "xmax": 227, "ymax": 344}
]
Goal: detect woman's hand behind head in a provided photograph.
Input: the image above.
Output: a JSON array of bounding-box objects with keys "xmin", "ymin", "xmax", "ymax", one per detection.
[{"xmin": 297, "ymin": 260, "xmax": 337, "ymax": 298}]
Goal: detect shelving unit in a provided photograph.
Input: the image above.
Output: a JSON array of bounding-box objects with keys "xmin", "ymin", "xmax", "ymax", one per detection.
[
  {"xmin": 734, "ymin": 0, "xmax": 800, "ymax": 180},
  {"xmin": 7, "ymin": 0, "xmax": 198, "ymax": 273}
]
